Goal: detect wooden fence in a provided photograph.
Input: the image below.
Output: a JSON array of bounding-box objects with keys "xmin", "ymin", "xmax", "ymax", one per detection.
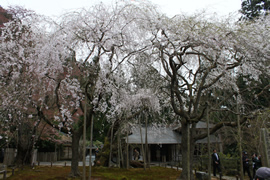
[
  {"xmin": 3, "ymin": 149, "xmax": 16, "ymax": 166},
  {"xmin": 37, "ymin": 152, "xmax": 57, "ymax": 162},
  {"xmin": 2, "ymin": 149, "xmax": 59, "ymax": 165}
]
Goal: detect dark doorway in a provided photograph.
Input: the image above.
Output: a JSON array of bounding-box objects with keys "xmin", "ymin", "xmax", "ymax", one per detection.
[{"xmin": 150, "ymin": 145, "xmax": 161, "ymax": 161}]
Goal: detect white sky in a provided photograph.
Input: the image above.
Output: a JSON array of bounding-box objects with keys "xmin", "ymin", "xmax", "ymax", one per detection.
[{"xmin": 1, "ymin": 0, "xmax": 241, "ymax": 18}]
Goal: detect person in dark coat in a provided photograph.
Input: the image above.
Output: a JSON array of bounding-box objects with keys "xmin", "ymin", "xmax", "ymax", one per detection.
[
  {"xmin": 252, "ymin": 153, "xmax": 261, "ymax": 179},
  {"xmin": 212, "ymin": 149, "xmax": 222, "ymax": 177},
  {"xmin": 243, "ymin": 151, "xmax": 252, "ymax": 180},
  {"xmin": 0, "ymin": 148, "xmax": 4, "ymax": 163},
  {"xmin": 257, "ymin": 155, "xmax": 262, "ymax": 169}
]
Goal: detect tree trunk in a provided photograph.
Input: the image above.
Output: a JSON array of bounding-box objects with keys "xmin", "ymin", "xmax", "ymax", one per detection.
[
  {"xmin": 139, "ymin": 119, "xmax": 146, "ymax": 170},
  {"xmin": 126, "ymin": 130, "xmax": 129, "ymax": 169},
  {"xmin": 117, "ymin": 132, "xmax": 120, "ymax": 168},
  {"xmin": 109, "ymin": 123, "xmax": 114, "ymax": 167},
  {"xmin": 89, "ymin": 115, "xmax": 94, "ymax": 180},
  {"xmin": 207, "ymin": 105, "xmax": 211, "ymax": 180},
  {"xmin": 120, "ymin": 134, "xmax": 124, "ymax": 168},
  {"xmin": 145, "ymin": 115, "xmax": 149, "ymax": 168},
  {"xmin": 70, "ymin": 131, "xmax": 81, "ymax": 177},
  {"xmin": 83, "ymin": 97, "xmax": 87, "ymax": 180},
  {"xmin": 15, "ymin": 123, "xmax": 34, "ymax": 166},
  {"xmin": 15, "ymin": 143, "xmax": 32, "ymax": 166},
  {"xmin": 179, "ymin": 122, "xmax": 195, "ymax": 180},
  {"xmin": 237, "ymin": 98, "xmax": 244, "ymax": 180}
]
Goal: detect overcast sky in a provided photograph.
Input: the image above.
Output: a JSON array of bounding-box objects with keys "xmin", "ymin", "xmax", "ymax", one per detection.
[{"xmin": 1, "ymin": 0, "xmax": 241, "ymax": 18}]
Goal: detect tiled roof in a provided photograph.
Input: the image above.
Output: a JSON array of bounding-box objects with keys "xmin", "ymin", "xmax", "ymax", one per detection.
[{"xmin": 125, "ymin": 125, "xmax": 220, "ymax": 144}]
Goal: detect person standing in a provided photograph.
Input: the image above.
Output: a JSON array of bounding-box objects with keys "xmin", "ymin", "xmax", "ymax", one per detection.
[
  {"xmin": 212, "ymin": 149, "xmax": 222, "ymax": 178},
  {"xmin": 0, "ymin": 148, "xmax": 4, "ymax": 163},
  {"xmin": 133, "ymin": 149, "xmax": 139, "ymax": 161},
  {"xmin": 243, "ymin": 151, "xmax": 252, "ymax": 180},
  {"xmin": 257, "ymin": 155, "xmax": 262, "ymax": 169},
  {"xmin": 252, "ymin": 153, "xmax": 260, "ymax": 179}
]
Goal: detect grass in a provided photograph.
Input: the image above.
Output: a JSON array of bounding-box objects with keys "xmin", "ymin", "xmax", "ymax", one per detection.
[{"xmin": 5, "ymin": 166, "xmax": 181, "ymax": 180}]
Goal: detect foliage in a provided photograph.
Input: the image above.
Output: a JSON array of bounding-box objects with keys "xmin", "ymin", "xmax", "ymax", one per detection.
[
  {"xmin": 238, "ymin": 0, "xmax": 270, "ymax": 112},
  {"xmin": 148, "ymin": 9, "xmax": 270, "ymax": 179},
  {"xmin": 240, "ymin": 0, "xmax": 270, "ymax": 20},
  {"xmin": 237, "ymin": 74, "xmax": 270, "ymax": 110},
  {"xmin": 93, "ymin": 140, "xmax": 103, "ymax": 149},
  {"xmin": 0, "ymin": 7, "xmax": 52, "ymax": 165},
  {"xmin": 35, "ymin": 139, "xmax": 58, "ymax": 152},
  {"xmin": 87, "ymin": 113, "xmax": 109, "ymax": 143}
]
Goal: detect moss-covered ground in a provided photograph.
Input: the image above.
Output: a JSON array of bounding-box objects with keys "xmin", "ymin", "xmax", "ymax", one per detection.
[{"xmin": 6, "ymin": 166, "xmax": 181, "ymax": 180}]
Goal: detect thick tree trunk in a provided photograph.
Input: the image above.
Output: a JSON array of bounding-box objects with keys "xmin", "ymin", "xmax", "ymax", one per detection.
[
  {"xmin": 15, "ymin": 123, "xmax": 35, "ymax": 166},
  {"xmin": 70, "ymin": 131, "xmax": 81, "ymax": 177},
  {"xmin": 179, "ymin": 122, "xmax": 195, "ymax": 180},
  {"xmin": 15, "ymin": 143, "xmax": 32, "ymax": 166}
]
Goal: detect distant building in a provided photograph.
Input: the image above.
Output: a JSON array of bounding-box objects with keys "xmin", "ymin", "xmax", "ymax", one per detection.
[{"xmin": 125, "ymin": 122, "xmax": 221, "ymax": 163}]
